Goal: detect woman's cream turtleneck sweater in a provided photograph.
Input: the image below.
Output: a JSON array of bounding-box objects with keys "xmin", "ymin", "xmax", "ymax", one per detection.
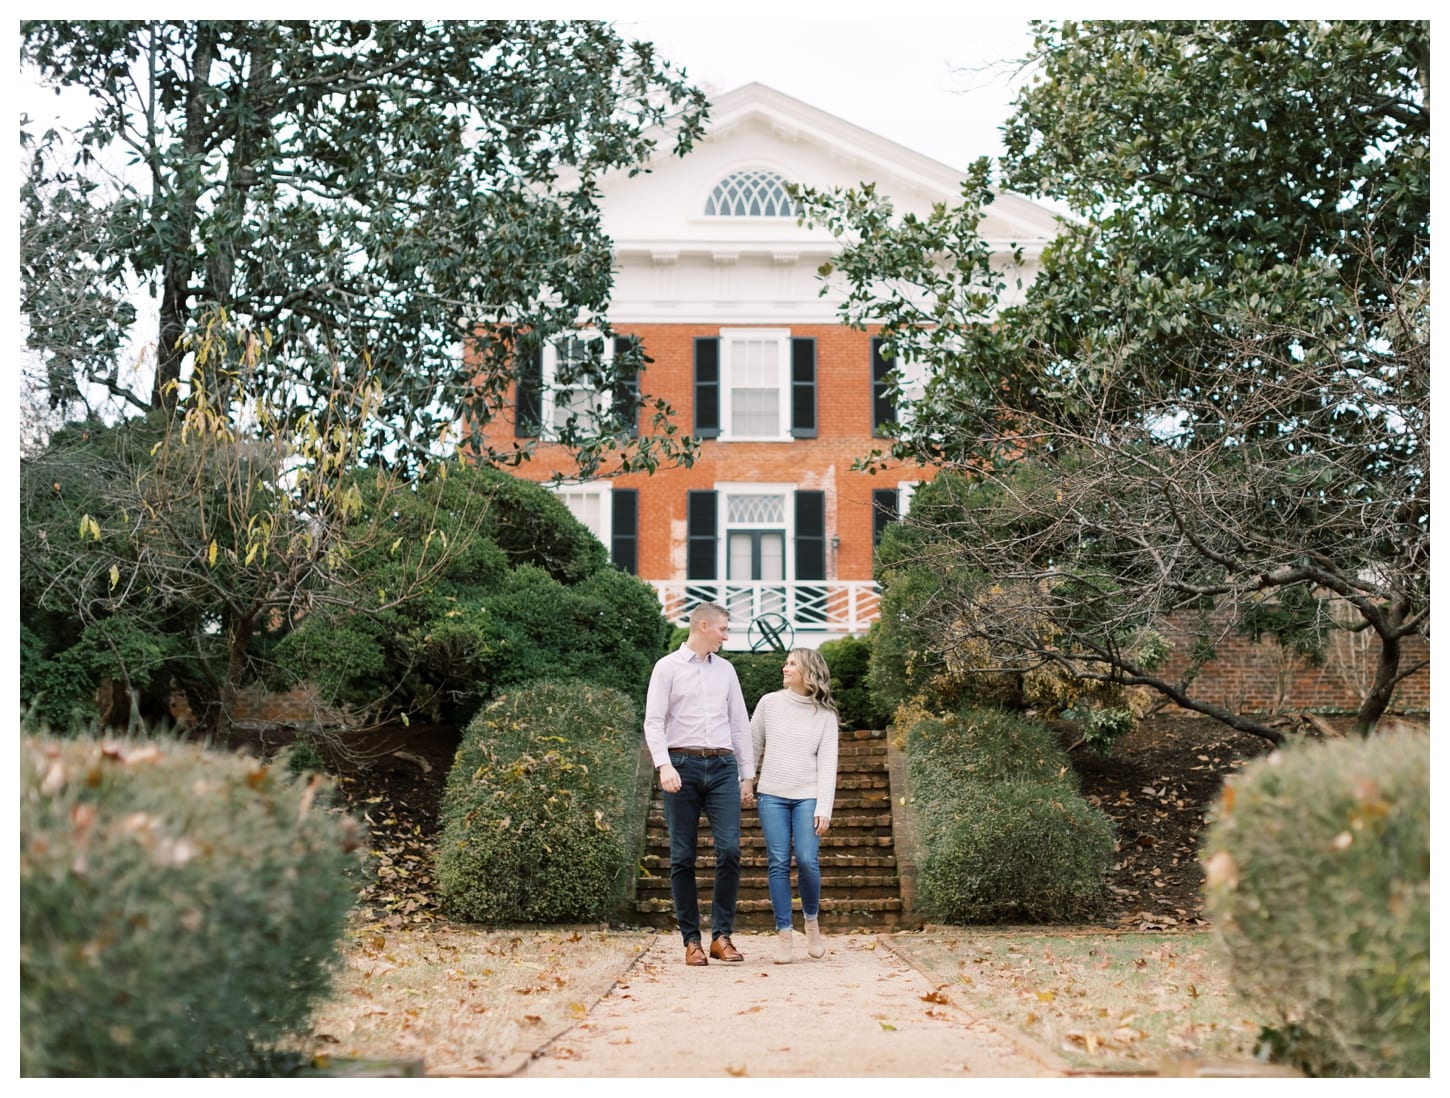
[{"xmin": 750, "ymin": 688, "xmax": 839, "ymax": 820}]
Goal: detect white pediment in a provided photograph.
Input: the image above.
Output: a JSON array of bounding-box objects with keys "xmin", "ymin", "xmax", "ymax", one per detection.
[{"xmin": 600, "ymin": 82, "xmax": 1062, "ymax": 324}]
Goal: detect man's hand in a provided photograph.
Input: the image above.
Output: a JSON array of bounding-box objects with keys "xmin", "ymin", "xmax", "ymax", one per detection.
[
  {"xmin": 814, "ymin": 816, "xmax": 830, "ymax": 837},
  {"xmin": 740, "ymin": 778, "xmax": 756, "ymax": 808},
  {"xmin": 658, "ymin": 763, "xmax": 681, "ymax": 793}
]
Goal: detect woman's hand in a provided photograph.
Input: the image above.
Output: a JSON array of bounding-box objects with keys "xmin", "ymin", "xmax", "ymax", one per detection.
[
  {"xmin": 740, "ymin": 778, "xmax": 756, "ymax": 809},
  {"xmin": 814, "ymin": 816, "xmax": 830, "ymax": 837}
]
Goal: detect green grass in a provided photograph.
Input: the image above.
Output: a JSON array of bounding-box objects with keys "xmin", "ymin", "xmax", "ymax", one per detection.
[{"xmin": 891, "ymin": 928, "xmax": 1274, "ymax": 1073}]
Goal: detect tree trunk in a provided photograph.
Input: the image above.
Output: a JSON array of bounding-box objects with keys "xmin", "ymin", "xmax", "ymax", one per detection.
[
  {"xmin": 1355, "ymin": 615, "xmax": 1405, "ymax": 737},
  {"xmin": 152, "ymin": 24, "xmax": 219, "ymax": 413}
]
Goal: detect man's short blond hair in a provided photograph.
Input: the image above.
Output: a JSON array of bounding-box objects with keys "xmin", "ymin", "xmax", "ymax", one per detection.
[{"xmin": 689, "ymin": 602, "xmax": 729, "ymax": 629}]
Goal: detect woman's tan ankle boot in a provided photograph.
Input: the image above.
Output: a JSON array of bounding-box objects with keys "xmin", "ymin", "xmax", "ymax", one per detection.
[
  {"xmin": 804, "ymin": 916, "xmax": 826, "ymax": 958},
  {"xmin": 774, "ymin": 927, "xmax": 793, "ymax": 964}
]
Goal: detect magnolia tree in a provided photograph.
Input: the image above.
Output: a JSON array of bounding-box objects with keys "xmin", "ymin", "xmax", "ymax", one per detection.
[{"xmin": 20, "ymin": 19, "xmax": 707, "ymax": 475}]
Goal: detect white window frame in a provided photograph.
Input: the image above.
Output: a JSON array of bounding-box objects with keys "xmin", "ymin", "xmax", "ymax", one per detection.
[
  {"xmin": 541, "ymin": 329, "xmax": 614, "ymax": 442},
  {"xmin": 898, "ymin": 480, "xmax": 919, "ymax": 516},
  {"xmin": 719, "ymin": 327, "xmax": 792, "ymax": 442},
  {"xmin": 547, "ymin": 479, "xmax": 613, "ymax": 555},
  {"xmin": 715, "ymin": 482, "xmax": 797, "ymax": 580},
  {"xmin": 715, "ymin": 481, "xmax": 797, "ymax": 624}
]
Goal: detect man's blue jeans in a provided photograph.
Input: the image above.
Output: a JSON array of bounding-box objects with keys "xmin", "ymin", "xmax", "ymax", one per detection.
[
  {"xmin": 662, "ymin": 753, "xmax": 742, "ymax": 944},
  {"xmin": 756, "ymin": 793, "xmax": 821, "ymax": 931}
]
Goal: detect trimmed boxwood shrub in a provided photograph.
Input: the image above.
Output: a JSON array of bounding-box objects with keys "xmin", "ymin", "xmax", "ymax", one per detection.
[
  {"xmin": 820, "ymin": 632, "xmax": 891, "ymax": 731},
  {"xmin": 908, "ymin": 705, "xmax": 1081, "ymax": 786},
  {"xmin": 724, "ymin": 651, "xmax": 787, "ymax": 714},
  {"xmin": 435, "ymin": 679, "xmax": 644, "ymax": 924},
  {"xmin": 20, "ymin": 734, "xmax": 360, "ymax": 1076},
  {"xmin": 906, "ymin": 705, "xmax": 1113, "ymax": 923},
  {"xmin": 1202, "ymin": 726, "xmax": 1429, "ymax": 1077},
  {"xmin": 916, "ymin": 781, "xmax": 1116, "ymax": 924}
]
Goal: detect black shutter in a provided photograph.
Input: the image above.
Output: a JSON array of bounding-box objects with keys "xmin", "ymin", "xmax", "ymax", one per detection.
[
  {"xmin": 611, "ymin": 489, "xmax": 638, "ymax": 574},
  {"xmin": 872, "ymin": 488, "xmax": 900, "ymax": 547},
  {"xmin": 694, "ymin": 337, "xmax": 720, "ymax": 438},
  {"xmin": 686, "ymin": 490, "xmax": 717, "ymax": 579},
  {"xmin": 515, "ymin": 339, "xmax": 543, "ymax": 438},
  {"xmin": 613, "ymin": 335, "xmax": 641, "ymax": 438},
  {"xmin": 790, "ymin": 338, "xmax": 817, "ymax": 438},
  {"xmin": 795, "ymin": 490, "xmax": 827, "ymax": 625},
  {"xmin": 871, "ymin": 337, "xmax": 898, "ymax": 436}
]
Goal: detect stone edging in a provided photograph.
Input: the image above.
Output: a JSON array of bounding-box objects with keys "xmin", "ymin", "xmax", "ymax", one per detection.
[
  {"xmin": 879, "ymin": 934, "xmax": 1075, "ymax": 1076},
  {"xmin": 488, "ymin": 931, "xmax": 662, "ymax": 1078}
]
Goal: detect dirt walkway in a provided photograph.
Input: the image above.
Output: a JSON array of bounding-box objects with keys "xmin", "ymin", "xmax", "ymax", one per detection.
[{"xmin": 517, "ymin": 930, "xmax": 1067, "ymax": 1078}]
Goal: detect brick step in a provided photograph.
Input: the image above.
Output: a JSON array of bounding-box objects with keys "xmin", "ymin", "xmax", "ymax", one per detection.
[
  {"xmin": 634, "ymin": 897, "xmax": 903, "ymax": 917},
  {"xmin": 640, "ymin": 852, "xmax": 898, "ymax": 871},
  {"xmin": 645, "ymin": 833, "xmax": 897, "ymax": 852},
  {"xmin": 635, "ymin": 875, "xmax": 901, "ymax": 898},
  {"xmin": 645, "ymin": 811, "xmax": 894, "ymax": 831},
  {"xmin": 833, "ymin": 775, "xmax": 890, "ymax": 790}
]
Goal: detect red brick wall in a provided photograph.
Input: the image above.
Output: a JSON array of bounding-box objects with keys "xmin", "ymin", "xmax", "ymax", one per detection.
[
  {"xmin": 478, "ymin": 323, "xmax": 935, "ymax": 584},
  {"xmin": 1154, "ymin": 613, "xmax": 1430, "ymax": 715}
]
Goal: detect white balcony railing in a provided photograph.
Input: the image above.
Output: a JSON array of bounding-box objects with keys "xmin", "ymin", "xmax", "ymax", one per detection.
[{"xmin": 647, "ymin": 579, "xmax": 881, "ymax": 649}]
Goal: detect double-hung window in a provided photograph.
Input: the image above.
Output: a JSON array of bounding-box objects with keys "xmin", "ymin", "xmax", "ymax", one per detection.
[
  {"xmin": 516, "ymin": 330, "xmax": 618, "ymax": 441},
  {"xmin": 722, "ymin": 329, "xmax": 789, "ymax": 440},
  {"xmin": 694, "ymin": 330, "xmax": 816, "ymax": 441},
  {"xmin": 546, "ymin": 479, "xmax": 640, "ymax": 574}
]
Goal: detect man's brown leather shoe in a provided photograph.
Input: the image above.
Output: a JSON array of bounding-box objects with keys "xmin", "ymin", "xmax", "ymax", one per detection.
[
  {"xmin": 709, "ymin": 935, "xmax": 744, "ymax": 963},
  {"xmin": 684, "ymin": 940, "xmax": 708, "ymax": 966}
]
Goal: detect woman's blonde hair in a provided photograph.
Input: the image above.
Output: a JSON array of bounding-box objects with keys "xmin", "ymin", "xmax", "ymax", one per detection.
[{"xmin": 790, "ymin": 647, "xmax": 837, "ymax": 714}]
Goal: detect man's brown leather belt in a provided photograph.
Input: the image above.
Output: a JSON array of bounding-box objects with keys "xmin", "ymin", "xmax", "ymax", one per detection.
[{"xmin": 672, "ymin": 747, "xmax": 734, "ymax": 757}]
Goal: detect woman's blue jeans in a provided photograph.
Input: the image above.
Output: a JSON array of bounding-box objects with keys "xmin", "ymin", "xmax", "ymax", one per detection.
[{"xmin": 756, "ymin": 793, "xmax": 821, "ymax": 930}]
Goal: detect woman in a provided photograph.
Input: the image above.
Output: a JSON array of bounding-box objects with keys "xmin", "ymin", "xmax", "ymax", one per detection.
[{"xmin": 750, "ymin": 647, "xmax": 840, "ymax": 964}]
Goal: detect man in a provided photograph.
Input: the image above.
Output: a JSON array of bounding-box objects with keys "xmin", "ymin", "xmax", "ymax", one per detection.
[{"xmin": 643, "ymin": 602, "xmax": 756, "ymax": 966}]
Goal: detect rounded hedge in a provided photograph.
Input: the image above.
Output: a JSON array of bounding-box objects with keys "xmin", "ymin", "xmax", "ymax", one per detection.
[
  {"xmin": 907, "ymin": 705, "xmax": 1080, "ymax": 787},
  {"xmin": 905, "ymin": 705, "xmax": 1113, "ymax": 923},
  {"xmin": 819, "ymin": 632, "xmax": 891, "ymax": 732},
  {"xmin": 435, "ymin": 679, "xmax": 643, "ymax": 925},
  {"xmin": 916, "ymin": 780, "xmax": 1115, "ymax": 924},
  {"xmin": 1202, "ymin": 726, "xmax": 1429, "ymax": 1076},
  {"xmin": 20, "ymin": 735, "xmax": 361, "ymax": 1076}
]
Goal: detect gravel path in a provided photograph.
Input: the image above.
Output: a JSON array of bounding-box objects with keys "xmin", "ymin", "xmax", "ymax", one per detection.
[{"xmin": 518, "ymin": 930, "xmax": 1065, "ymax": 1078}]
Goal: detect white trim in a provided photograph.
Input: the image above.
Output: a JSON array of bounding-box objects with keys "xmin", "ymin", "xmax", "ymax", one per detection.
[
  {"xmin": 718, "ymin": 327, "xmax": 792, "ymax": 441},
  {"xmin": 546, "ymin": 479, "xmax": 614, "ymax": 552},
  {"xmin": 538, "ymin": 329, "xmax": 614, "ymax": 441}
]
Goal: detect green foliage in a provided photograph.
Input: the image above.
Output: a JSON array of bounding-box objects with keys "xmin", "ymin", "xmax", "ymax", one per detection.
[
  {"xmin": 274, "ymin": 462, "xmax": 669, "ymax": 725},
  {"xmin": 819, "ymin": 633, "xmax": 891, "ymax": 731},
  {"xmin": 802, "ymin": 21, "xmax": 1429, "ymax": 742},
  {"xmin": 915, "ymin": 782, "xmax": 1116, "ymax": 925},
  {"xmin": 17, "ymin": 327, "xmax": 454, "ymax": 733},
  {"xmin": 1202, "ymin": 727, "xmax": 1429, "ymax": 1076},
  {"xmin": 725, "ymin": 651, "xmax": 789, "ymax": 715},
  {"xmin": 21, "ymin": 20, "xmax": 706, "ymax": 477},
  {"xmin": 435, "ymin": 680, "xmax": 643, "ymax": 924},
  {"xmin": 19, "ymin": 734, "xmax": 361, "ymax": 1076},
  {"xmin": 907, "ymin": 706, "xmax": 1078, "ymax": 787},
  {"xmin": 470, "ymin": 468, "xmax": 609, "ymax": 584},
  {"xmin": 868, "ymin": 471, "xmax": 1149, "ymax": 752},
  {"xmin": 905, "ymin": 705, "xmax": 1113, "ymax": 923},
  {"xmin": 476, "ymin": 565, "xmax": 667, "ymax": 708},
  {"xmin": 1073, "ymin": 707, "xmax": 1137, "ymax": 756}
]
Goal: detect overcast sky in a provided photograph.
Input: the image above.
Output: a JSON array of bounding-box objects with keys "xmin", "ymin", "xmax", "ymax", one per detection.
[
  {"xmin": 617, "ymin": 16, "xmax": 1038, "ymax": 172},
  {"xmin": 16, "ymin": 14, "xmax": 1035, "ymax": 175}
]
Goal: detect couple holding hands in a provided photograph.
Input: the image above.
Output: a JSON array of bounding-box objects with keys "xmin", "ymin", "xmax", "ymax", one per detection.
[{"xmin": 643, "ymin": 601, "xmax": 839, "ymax": 967}]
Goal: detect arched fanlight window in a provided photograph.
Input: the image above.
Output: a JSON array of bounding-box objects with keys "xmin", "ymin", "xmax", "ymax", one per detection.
[{"xmin": 704, "ymin": 169, "xmax": 796, "ymax": 217}]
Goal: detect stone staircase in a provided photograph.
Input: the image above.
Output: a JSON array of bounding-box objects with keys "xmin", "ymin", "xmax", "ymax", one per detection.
[{"xmin": 632, "ymin": 729, "xmax": 906, "ymax": 930}]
